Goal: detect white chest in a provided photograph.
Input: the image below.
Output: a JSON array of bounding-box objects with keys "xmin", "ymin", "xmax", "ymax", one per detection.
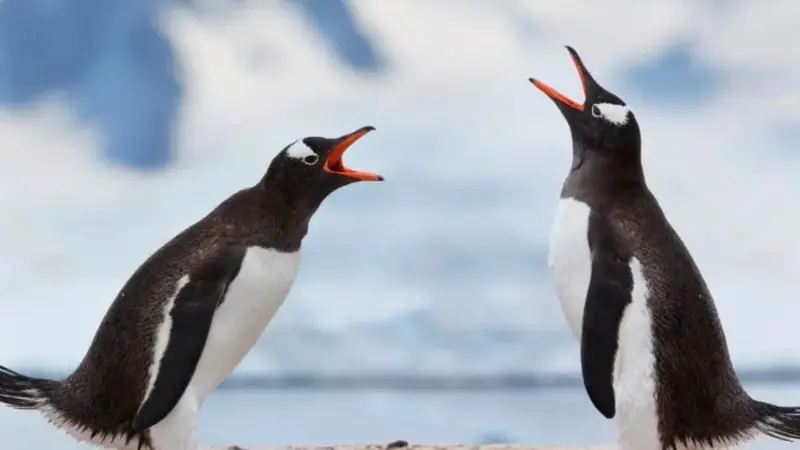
[
  {"xmin": 614, "ymin": 258, "xmax": 660, "ymax": 450},
  {"xmin": 189, "ymin": 246, "xmax": 301, "ymax": 398},
  {"xmin": 548, "ymin": 197, "xmax": 593, "ymax": 340}
]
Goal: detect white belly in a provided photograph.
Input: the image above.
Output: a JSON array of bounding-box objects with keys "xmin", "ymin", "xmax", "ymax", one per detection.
[
  {"xmin": 614, "ymin": 258, "xmax": 660, "ymax": 450},
  {"xmin": 151, "ymin": 247, "xmax": 300, "ymax": 447},
  {"xmin": 548, "ymin": 197, "xmax": 593, "ymax": 340},
  {"xmin": 614, "ymin": 261, "xmax": 735, "ymax": 450},
  {"xmin": 548, "ymin": 199, "xmax": 664, "ymax": 449},
  {"xmin": 189, "ymin": 246, "xmax": 300, "ymax": 399}
]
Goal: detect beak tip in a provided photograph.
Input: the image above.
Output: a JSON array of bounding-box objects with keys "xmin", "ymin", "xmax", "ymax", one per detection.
[
  {"xmin": 362, "ymin": 125, "xmax": 376, "ymax": 133},
  {"xmin": 565, "ymin": 46, "xmax": 585, "ymax": 69},
  {"xmin": 376, "ymin": 175, "xmax": 385, "ymax": 182}
]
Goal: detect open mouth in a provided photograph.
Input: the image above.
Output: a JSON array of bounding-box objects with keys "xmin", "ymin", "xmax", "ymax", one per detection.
[
  {"xmin": 324, "ymin": 126, "xmax": 383, "ymax": 182},
  {"xmin": 529, "ymin": 46, "xmax": 588, "ymax": 111}
]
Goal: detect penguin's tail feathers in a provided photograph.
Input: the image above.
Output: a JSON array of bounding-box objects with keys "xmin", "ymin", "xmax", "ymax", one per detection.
[
  {"xmin": 752, "ymin": 400, "xmax": 800, "ymax": 441},
  {"xmin": 0, "ymin": 365, "xmax": 55, "ymax": 410}
]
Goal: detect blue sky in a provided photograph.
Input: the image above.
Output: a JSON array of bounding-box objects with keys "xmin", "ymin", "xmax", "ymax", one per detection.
[{"xmin": 0, "ymin": 0, "xmax": 384, "ymax": 169}]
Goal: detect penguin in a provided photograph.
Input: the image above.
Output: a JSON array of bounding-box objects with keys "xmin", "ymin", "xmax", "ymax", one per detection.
[
  {"xmin": 529, "ymin": 47, "xmax": 800, "ymax": 450},
  {"xmin": 0, "ymin": 125, "xmax": 383, "ymax": 450}
]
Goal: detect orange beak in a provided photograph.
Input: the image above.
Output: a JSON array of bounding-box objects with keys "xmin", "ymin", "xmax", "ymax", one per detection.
[
  {"xmin": 529, "ymin": 46, "xmax": 590, "ymax": 111},
  {"xmin": 323, "ymin": 126, "xmax": 383, "ymax": 182}
]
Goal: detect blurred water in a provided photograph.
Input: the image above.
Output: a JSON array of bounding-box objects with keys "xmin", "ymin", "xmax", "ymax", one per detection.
[
  {"xmin": 0, "ymin": 0, "xmax": 799, "ymax": 380},
  {"xmin": 4, "ymin": 385, "xmax": 800, "ymax": 449}
]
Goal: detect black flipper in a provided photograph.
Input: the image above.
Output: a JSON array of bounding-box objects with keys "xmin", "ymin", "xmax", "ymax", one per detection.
[
  {"xmin": 132, "ymin": 246, "xmax": 246, "ymax": 431},
  {"xmin": 580, "ymin": 212, "xmax": 634, "ymax": 419}
]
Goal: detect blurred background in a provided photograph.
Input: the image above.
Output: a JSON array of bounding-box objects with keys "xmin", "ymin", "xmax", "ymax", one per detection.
[{"xmin": 0, "ymin": 0, "xmax": 799, "ymax": 448}]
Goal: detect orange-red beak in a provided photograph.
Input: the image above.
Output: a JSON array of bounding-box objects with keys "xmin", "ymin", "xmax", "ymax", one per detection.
[
  {"xmin": 323, "ymin": 126, "xmax": 383, "ymax": 182},
  {"xmin": 529, "ymin": 46, "xmax": 592, "ymax": 111}
]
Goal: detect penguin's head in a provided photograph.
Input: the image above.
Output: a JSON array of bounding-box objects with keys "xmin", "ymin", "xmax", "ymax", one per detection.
[
  {"xmin": 261, "ymin": 125, "xmax": 382, "ymax": 208},
  {"xmin": 529, "ymin": 47, "xmax": 641, "ymax": 170}
]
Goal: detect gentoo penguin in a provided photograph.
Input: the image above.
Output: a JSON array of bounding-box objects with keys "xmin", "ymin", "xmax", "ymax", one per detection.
[
  {"xmin": 0, "ymin": 125, "xmax": 383, "ymax": 450},
  {"xmin": 530, "ymin": 47, "xmax": 800, "ymax": 450}
]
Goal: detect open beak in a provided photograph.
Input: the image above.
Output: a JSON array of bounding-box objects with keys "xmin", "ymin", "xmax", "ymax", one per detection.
[
  {"xmin": 324, "ymin": 126, "xmax": 383, "ymax": 182},
  {"xmin": 529, "ymin": 46, "xmax": 595, "ymax": 111}
]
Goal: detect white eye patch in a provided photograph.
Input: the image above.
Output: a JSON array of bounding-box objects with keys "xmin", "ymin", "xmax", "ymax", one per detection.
[
  {"xmin": 285, "ymin": 140, "xmax": 318, "ymax": 164},
  {"xmin": 591, "ymin": 103, "xmax": 631, "ymax": 126}
]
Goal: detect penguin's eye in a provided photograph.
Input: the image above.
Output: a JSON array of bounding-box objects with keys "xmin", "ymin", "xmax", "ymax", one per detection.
[
  {"xmin": 590, "ymin": 103, "xmax": 631, "ymax": 126},
  {"xmin": 285, "ymin": 140, "xmax": 321, "ymax": 165}
]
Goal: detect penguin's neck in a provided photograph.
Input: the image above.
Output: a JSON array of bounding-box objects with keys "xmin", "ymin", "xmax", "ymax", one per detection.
[
  {"xmin": 565, "ymin": 153, "xmax": 646, "ymax": 202},
  {"xmin": 262, "ymin": 169, "xmax": 334, "ymax": 214},
  {"xmin": 256, "ymin": 187, "xmax": 314, "ymax": 249},
  {"xmin": 212, "ymin": 183, "xmax": 314, "ymax": 252}
]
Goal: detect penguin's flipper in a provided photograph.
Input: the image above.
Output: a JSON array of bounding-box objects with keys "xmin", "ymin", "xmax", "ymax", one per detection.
[
  {"xmin": 580, "ymin": 213, "xmax": 634, "ymax": 419},
  {"xmin": 132, "ymin": 246, "xmax": 247, "ymax": 431}
]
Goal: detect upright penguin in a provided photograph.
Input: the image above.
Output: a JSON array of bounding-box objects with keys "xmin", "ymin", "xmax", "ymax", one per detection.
[
  {"xmin": 530, "ymin": 47, "xmax": 800, "ymax": 450},
  {"xmin": 0, "ymin": 126, "xmax": 383, "ymax": 450}
]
